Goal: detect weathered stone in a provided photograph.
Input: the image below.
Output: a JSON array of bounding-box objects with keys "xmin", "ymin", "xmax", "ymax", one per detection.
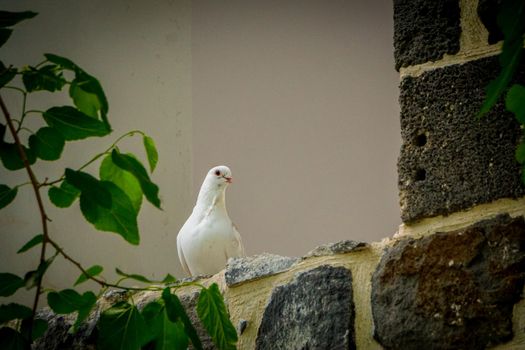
[
  {"xmin": 225, "ymin": 253, "xmax": 299, "ymax": 287},
  {"xmin": 398, "ymin": 56, "xmax": 525, "ymax": 223},
  {"xmin": 33, "ymin": 308, "xmax": 99, "ymax": 350},
  {"xmin": 32, "ymin": 288, "xmax": 216, "ymax": 350},
  {"xmin": 372, "ymin": 215, "xmax": 525, "ymax": 349},
  {"xmin": 256, "ymin": 265, "xmax": 355, "ymax": 350},
  {"xmin": 393, "ymin": 0, "xmax": 461, "ymax": 70},
  {"xmin": 304, "ymin": 240, "xmax": 367, "ymax": 258},
  {"xmin": 179, "ymin": 291, "xmax": 216, "ymax": 350}
]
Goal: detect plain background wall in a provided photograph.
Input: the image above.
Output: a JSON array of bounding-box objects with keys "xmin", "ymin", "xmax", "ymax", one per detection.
[
  {"xmin": 192, "ymin": 0, "xmax": 400, "ymax": 257},
  {"xmin": 1, "ymin": 0, "xmax": 399, "ymax": 305}
]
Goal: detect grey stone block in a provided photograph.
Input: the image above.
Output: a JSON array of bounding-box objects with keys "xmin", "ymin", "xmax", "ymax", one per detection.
[
  {"xmin": 477, "ymin": 0, "xmax": 504, "ymax": 44},
  {"xmin": 371, "ymin": 215, "xmax": 525, "ymax": 349},
  {"xmin": 398, "ymin": 56, "xmax": 525, "ymax": 223},
  {"xmin": 225, "ymin": 253, "xmax": 300, "ymax": 287},
  {"xmin": 394, "ymin": 0, "xmax": 461, "ymax": 70},
  {"xmin": 303, "ymin": 240, "xmax": 367, "ymax": 258},
  {"xmin": 256, "ymin": 265, "xmax": 355, "ymax": 350},
  {"xmin": 32, "ymin": 289, "xmax": 217, "ymax": 350},
  {"xmin": 32, "ymin": 308, "xmax": 98, "ymax": 350}
]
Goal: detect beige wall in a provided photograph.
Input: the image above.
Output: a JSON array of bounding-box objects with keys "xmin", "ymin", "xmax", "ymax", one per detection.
[
  {"xmin": 1, "ymin": 0, "xmax": 399, "ymax": 306},
  {"xmin": 192, "ymin": 0, "xmax": 400, "ymax": 257}
]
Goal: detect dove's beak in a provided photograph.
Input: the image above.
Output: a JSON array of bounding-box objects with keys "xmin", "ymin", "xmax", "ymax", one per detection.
[{"xmin": 224, "ymin": 176, "xmax": 232, "ymax": 183}]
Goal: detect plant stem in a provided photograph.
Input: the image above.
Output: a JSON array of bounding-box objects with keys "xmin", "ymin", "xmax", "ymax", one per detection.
[
  {"xmin": 47, "ymin": 237, "xmax": 161, "ymax": 292},
  {"xmin": 16, "ymin": 90, "xmax": 28, "ymax": 132},
  {"xmin": 0, "ymin": 94, "xmax": 48, "ymax": 336},
  {"xmin": 40, "ymin": 130, "xmax": 145, "ymax": 187}
]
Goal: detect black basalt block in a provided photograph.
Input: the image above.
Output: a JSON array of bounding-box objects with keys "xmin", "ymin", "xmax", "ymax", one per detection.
[
  {"xmin": 255, "ymin": 265, "xmax": 355, "ymax": 350},
  {"xmin": 398, "ymin": 56, "xmax": 525, "ymax": 223},
  {"xmin": 394, "ymin": 0, "xmax": 461, "ymax": 70},
  {"xmin": 372, "ymin": 215, "xmax": 525, "ymax": 349}
]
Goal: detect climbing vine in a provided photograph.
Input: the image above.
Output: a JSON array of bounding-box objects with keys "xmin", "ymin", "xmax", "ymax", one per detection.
[{"xmin": 0, "ymin": 10, "xmax": 237, "ymax": 350}]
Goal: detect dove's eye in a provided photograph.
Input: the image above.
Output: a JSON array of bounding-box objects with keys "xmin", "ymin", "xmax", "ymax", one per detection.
[{"xmin": 215, "ymin": 170, "xmax": 221, "ymax": 176}]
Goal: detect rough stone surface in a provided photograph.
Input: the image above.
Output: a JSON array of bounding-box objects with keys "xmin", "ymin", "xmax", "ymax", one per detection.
[
  {"xmin": 303, "ymin": 240, "xmax": 367, "ymax": 258},
  {"xmin": 33, "ymin": 308, "xmax": 99, "ymax": 350},
  {"xmin": 225, "ymin": 253, "xmax": 300, "ymax": 287},
  {"xmin": 371, "ymin": 215, "xmax": 525, "ymax": 349},
  {"xmin": 32, "ymin": 289, "xmax": 215, "ymax": 350},
  {"xmin": 180, "ymin": 291, "xmax": 216, "ymax": 350},
  {"xmin": 256, "ymin": 265, "xmax": 355, "ymax": 350},
  {"xmin": 398, "ymin": 56, "xmax": 525, "ymax": 223},
  {"xmin": 478, "ymin": 0, "xmax": 504, "ymax": 44},
  {"xmin": 393, "ymin": 0, "xmax": 461, "ymax": 70}
]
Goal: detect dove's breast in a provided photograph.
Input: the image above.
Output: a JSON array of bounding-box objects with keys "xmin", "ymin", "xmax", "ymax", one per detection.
[{"xmin": 178, "ymin": 208, "xmax": 243, "ymax": 276}]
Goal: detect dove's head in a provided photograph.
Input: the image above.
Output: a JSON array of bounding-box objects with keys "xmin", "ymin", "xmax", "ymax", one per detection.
[{"xmin": 206, "ymin": 165, "xmax": 233, "ymax": 189}]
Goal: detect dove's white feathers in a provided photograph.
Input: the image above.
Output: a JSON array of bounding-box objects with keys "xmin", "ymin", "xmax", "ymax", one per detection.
[{"xmin": 177, "ymin": 165, "xmax": 245, "ymax": 276}]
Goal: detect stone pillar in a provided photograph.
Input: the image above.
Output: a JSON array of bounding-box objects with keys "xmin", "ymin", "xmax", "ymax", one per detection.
[{"xmin": 371, "ymin": 0, "xmax": 525, "ymax": 348}]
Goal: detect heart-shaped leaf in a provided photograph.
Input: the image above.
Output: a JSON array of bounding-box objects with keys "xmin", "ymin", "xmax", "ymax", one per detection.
[{"xmin": 0, "ymin": 184, "xmax": 17, "ymax": 209}]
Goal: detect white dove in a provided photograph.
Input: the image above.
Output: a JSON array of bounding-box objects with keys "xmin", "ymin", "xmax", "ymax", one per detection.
[{"xmin": 177, "ymin": 165, "xmax": 245, "ymax": 276}]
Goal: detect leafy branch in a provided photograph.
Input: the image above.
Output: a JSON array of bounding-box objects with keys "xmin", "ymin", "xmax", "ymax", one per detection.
[
  {"xmin": 478, "ymin": 0, "xmax": 525, "ymax": 184},
  {"xmin": 0, "ymin": 9, "xmax": 238, "ymax": 350}
]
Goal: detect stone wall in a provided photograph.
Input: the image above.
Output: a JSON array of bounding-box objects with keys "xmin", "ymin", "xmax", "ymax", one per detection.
[{"xmin": 33, "ymin": 0, "xmax": 525, "ymax": 349}]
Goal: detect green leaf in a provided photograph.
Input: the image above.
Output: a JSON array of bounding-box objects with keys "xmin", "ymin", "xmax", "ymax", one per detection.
[
  {"xmin": 65, "ymin": 169, "xmax": 111, "ymax": 209},
  {"xmin": 197, "ymin": 283, "xmax": 237, "ymax": 350},
  {"xmin": 45, "ymin": 53, "xmax": 111, "ymax": 130},
  {"xmin": 100, "ymin": 154, "xmax": 142, "ymax": 213},
  {"xmin": 516, "ymin": 142, "xmax": 525, "ymax": 164},
  {"xmin": 162, "ymin": 288, "xmax": 203, "ymax": 350},
  {"xmin": 0, "ymin": 62, "xmax": 17, "ymax": 88},
  {"xmin": 497, "ymin": 0, "xmax": 525, "ymax": 43},
  {"xmin": 74, "ymin": 72, "xmax": 109, "ymax": 128},
  {"xmin": 0, "ymin": 142, "xmax": 36, "ymax": 170},
  {"xmin": 478, "ymin": 0, "xmax": 525, "ymax": 117},
  {"xmin": 143, "ymin": 135, "xmax": 158, "ymax": 173},
  {"xmin": 47, "ymin": 289, "xmax": 96, "ymax": 332},
  {"xmin": 24, "ymin": 258, "xmax": 53, "ymax": 290},
  {"xmin": 0, "ymin": 273, "xmax": 24, "ymax": 297},
  {"xmin": 162, "ymin": 274, "xmax": 177, "ymax": 284},
  {"xmin": 0, "ymin": 11, "xmax": 37, "ymax": 27},
  {"xmin": 0, "ymin": 303, "xmax": 32, "ymax": 323},
  {"xmin": 0, "ymin": 28, "xmax": 12, "ymax": 48},
  {"xmin": 20, "ymin": 318, "xmax": 48, "ymax": 341},
  {"xmin": 506, "ymin": 84, "xmax": 525, "ymax": 124},
  {"xmin": 70, "ymin": 79, "xmax": 102, "ymax": 118},
  {"xmin": 28, "ymin": 127, "xmax": 65, "ymax": 161},
  {"xmin": 73, "ymin": 291, "xmax": 97, "ymax": 331},
  {"xmin": 142, "ymin": 300, "xmax": 189, "ymax": 350},
  {"xmin": 81, "ymin": 182, "xmax": 139, "ymax": 245},
  {"xmin": 47, "ymin": 289, "xmax": 93, "ymax": 314},
  {"xmin": 17, "ymin": 234, "xmax": 43, "ymax": 254},
  {"xmin": 111, "ymin": 149, "xmax": 161, "ymax": 209},
  {"xmin": 22, "ymin": 65, "xmax": 66, "ymax": 92},
  {"xmin": 115, "ymin": 268, "xmax": 152, "ymax": 283},
  {"xmin": 48, "ymin": 180, "xmax": 80, "ymax": 208},
  {"xmin": 74, "ymin": 265, "xmax": 103, "ymax": 286},
  {"xmin": 43, "ymin": 106, "xmax": 110, "ymax": 141},
  {"xmin": 44, "ymin": 53, "xmax": 79, "ymax": 71},
  {"xmin": 478, "ymin": 44, "xmax": 522, "ymax": 117},
  {"xmin": 32, "ymin": 319, "xmax": 48, "ymax": 340},
  {"xmin": 0, "ymin": 327, "xmax": 29, "ymax": 350},
  {"xmin": 0, "ymin": 184, "xmax": 17, "ymax": 209},
  {"xmin": 97, "ymin": 301, "xmax": 150, "ymax": 350}
]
